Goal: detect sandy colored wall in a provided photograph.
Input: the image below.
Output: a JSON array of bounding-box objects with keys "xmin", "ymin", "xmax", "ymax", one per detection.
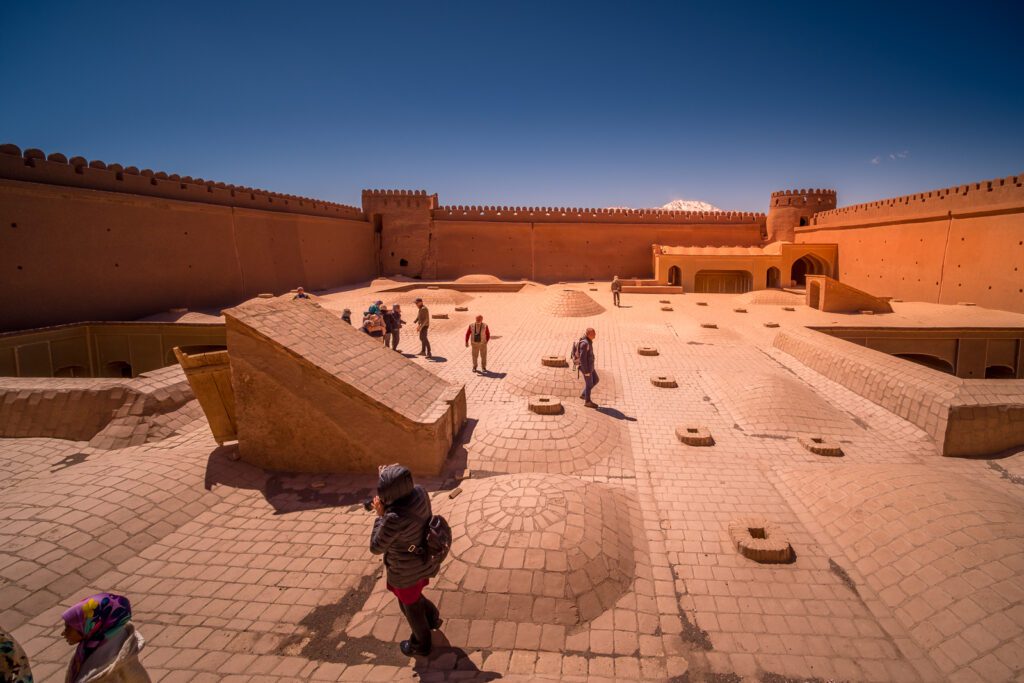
[
  {"xmin": 428, "ymin": 218, "xmax": 766, "ymax": 282},
  {"xmin": 1, "ymin": 179, "xmax": 376, "ymax": 331},
  {"xmin": 797, "ymin": 174, "xmax": 1024, "ymax": 313}
]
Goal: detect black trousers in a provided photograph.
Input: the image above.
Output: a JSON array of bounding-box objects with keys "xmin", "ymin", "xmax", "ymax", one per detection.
[
  {"xmin": 398, "ymin": 595, "xmax": 439, "ymax": 649},
  {"xmin": 384, "ymin": 330, "xmax": 400, "ymax": 350},
  {"xmin": 613, "ymin": 291, "xmax": 620, "ymax": 306},
  {"xmin": 419, "ymin": 327, "xmax": 431, "ymax": 356}
]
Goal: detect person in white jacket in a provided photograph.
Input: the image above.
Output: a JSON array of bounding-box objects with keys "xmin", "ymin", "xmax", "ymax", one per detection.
[{"xmin": 61, "ymin": 593, "xmax": 150, "ymax": 683}]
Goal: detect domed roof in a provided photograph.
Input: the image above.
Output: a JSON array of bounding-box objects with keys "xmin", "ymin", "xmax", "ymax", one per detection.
[
  {"xmin": 467, "ymin": 403, "xmax": 630, "ymax": 475},
  {"xmin": 542, "ymin": 289, "xmax": 605, "ymax": 317},
  {"xmin": 436, "ymin": 473, "xmax": 637, "ymax": 625}
]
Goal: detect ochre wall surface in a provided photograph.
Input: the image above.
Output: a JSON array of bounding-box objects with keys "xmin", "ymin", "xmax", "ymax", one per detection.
[
  {"xmin": 796, "ymin": 175, "xmax": 1024, "ymax": 313},
  {"xmin": 364, "ymin": 194, "xmax": 767, "ymax": 282},
  {"xmin": 1, "ymin": 179, "xmax": 376, "ymax": 331}
]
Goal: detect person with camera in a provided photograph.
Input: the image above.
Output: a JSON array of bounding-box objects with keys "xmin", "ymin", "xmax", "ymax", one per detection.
[{"xmin": 369, "ymin": 464, "xmax": 442, "ymax": 657}]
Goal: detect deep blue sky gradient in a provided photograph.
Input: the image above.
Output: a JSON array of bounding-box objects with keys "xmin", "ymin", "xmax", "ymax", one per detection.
[{"xmin": 1, "ymin": 1, "xmax": 1022, "ymax": 211}]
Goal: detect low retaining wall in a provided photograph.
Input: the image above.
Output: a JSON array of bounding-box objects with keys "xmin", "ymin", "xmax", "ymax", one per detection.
[{"xmin": 774, "ymin": 327, "xmax": 1024, "ymax": 456}]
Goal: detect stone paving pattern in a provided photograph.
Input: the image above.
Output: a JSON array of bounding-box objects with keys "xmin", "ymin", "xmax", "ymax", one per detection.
[{"xmin": 2, "ymin": 280, "xmax": 1024, "ymax": 681}]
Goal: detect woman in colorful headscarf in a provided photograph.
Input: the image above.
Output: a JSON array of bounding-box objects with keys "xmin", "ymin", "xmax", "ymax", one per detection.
[
  {"xmin": 61, "ymin": 593, "xmax": 150, "ymax": 683},
  {"xmin": 1, "ymin": 627, "xmax": 33, "ymax": 683}
]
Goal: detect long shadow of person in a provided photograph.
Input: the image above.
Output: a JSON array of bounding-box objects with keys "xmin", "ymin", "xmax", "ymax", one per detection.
[
  {"xmin": 596, "ymin": 406, "xmax": 637, "ymax": 422},
  {"xmin": 412, "ymin": 633, "xmax": 502, "ymax": 681},
  {"xmin": 479, "ymin": 370, "xmax": 507, "ymax": 379}
]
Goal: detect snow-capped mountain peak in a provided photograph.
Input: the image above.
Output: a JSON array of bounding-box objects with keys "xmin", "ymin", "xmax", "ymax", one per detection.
[
  {"xmin": 659, "ymin": 199, "xmax": 721, "ymax": 212},
  {"xmin": 606, "ymin": 199, "xmax": 723, "ymax": 212}
]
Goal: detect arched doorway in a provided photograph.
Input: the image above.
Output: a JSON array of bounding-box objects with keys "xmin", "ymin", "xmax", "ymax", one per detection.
[
  {"xmin": 667, "ymin": 266, "xmax": 681, "ymax": 287},
  {"xmin": 893, "ymin": 353, "xmax": 954, "ymax": 375},
  {"xmin": 790, "ymin": 254, "xmax": 827, "ymax": 286},
  {"xmin": 104, "ymin": 360, "xmax": 133, "ymax": 378},
  {"xmin": 985, "ymin": 365, "xmax": 1016, "ymax": 379},
  {"xmin": 766, "ymin": 267, "xmax": 781, "ymax": 289}
]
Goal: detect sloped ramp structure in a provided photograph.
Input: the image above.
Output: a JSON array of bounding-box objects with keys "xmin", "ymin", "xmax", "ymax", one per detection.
[
  {"xmin": 223, "ymin": 297, "xmax": 466, "ymax": 474},
  {"xmin": 806, "ymin": 275, "xmax": 893, "ymax": 313}
]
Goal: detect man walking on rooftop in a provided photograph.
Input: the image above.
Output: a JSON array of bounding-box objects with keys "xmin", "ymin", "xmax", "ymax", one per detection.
[
  {"xmin": 611, "ymin": 276, "xmax": 622, "ymax": 307},
  {"xmin": 464, "ymin": 314, "xmax": 491, "ymax": 372},
  {"xmin": 414, "ymin": 298, "xmax": 432, "ymax": 358},
  {"xmin": 578, "ymin": 327, "xmax": 599, "ymax": 408}
]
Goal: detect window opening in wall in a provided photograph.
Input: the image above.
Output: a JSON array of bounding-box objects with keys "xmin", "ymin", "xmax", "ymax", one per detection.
[
  {"xmin": 399, "ymin": 258, "xmax": 409, "ymax": 267},
  {"xmin": 105, "ymin": 360, "xmax": 133, "ymax": 378},
  {"xmin": 799, "ymin": 217, "xmax": 808, "ymax": 226},
  {"xmin": 985, "ymin": 365, "xmax": 1016, "ymax": 379},
  {"xmin": 766, "ymin": 267, "xmax": 781, "ymax": 289}
]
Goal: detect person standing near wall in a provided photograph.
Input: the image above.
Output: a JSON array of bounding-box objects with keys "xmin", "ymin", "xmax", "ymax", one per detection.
[
  {"xmin": 611, "ymin": 276, "xmax": 622, "ymax": 307},
  {"xmin": 414, "ymin": 298, "xmax": 432, "ymax": 358},
  {"xmin": 293, "ymin": 287, "xmax": 310, "ymax": 300},
  {"xmin": 464, "ymin": 315, "xmax": 491, "ymax": 373}
]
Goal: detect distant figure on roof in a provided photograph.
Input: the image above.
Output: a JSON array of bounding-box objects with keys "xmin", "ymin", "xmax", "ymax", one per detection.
[
  {"xmin": 293, "ymin": 287, "xmax": 310, "ymax": 300},
  {"xmin": 465, "ymin": 315, "xmax": 491, "ymax": 373},
  {"xmin": 383, "ymin": 304, "xmax": 405, "ymax": 351},
  {"xmin": 414, "ymin": 298, "xmax": 432, "ymax": 358},
  {"xmin": 611, "ymin": 276, "xmax": 622, "ymax": 307},
  {"xmin": 61, "ymin": 593, "xmax": 151, "ymax": 683},
  {"xmin": 341, "ymin": 308, "xmax": 352, "ymax": 325}
]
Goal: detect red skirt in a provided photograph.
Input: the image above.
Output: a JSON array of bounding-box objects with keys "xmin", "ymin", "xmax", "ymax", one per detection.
[{"xmin": 387, "ymin": 578, "xmax": 429, "ymax": 605}]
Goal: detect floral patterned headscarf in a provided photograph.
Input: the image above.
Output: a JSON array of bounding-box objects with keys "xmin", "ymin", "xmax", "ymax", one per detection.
[
  {"xmin": 62, "ymin": 593, "xmax": 132, "ymax": 683},
  {"xmin": 0, "ymin": 627, "xmax": 33, "ymax": 682}
]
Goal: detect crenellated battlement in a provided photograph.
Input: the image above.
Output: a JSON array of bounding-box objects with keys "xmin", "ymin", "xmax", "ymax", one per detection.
[
  {"xmin": 810, "ymin": 173, "xmax": 1024, "ymax": 227},
  {"xmin": 0, "ymin": 143, "xmax": 365, "ymax": 220},
  {"xmin": 770, "ymin": 188, "xmax": 838, "ymax": 209},
  {"xmin": 361, "ymin": 189, "xmax": 438, "ymax": 212},
  {"xmin": 432, "ymin": 205, "xmax": 766, "ymax": 224}
]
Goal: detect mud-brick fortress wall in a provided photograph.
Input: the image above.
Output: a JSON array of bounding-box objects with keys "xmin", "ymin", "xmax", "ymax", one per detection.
[
  {"xmin": 795, "ymin": 174, "xmax": 1024, "ymax": 313},
  {"xmin": 0, "ymin": 146, "xmax": 377, "ymax": 331},
  {"xmin": 364, "ymin": 190, "xmax": 767, "ymax": 282}
]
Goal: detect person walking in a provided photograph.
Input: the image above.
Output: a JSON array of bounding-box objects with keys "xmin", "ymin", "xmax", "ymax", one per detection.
[
  {"xmin": 464, "ymin": 315, "xmax": 491, "ymax": 373},
  {"xmin": 578, "ymin": 327, "xmax": 600, "ymax": 408},
  {"xmin": 370, "ymin": 464, "xmax": 442, "ymax": 657},
  {"xmin": 60, "ymin": 593, "xmax": 151, "ymax": 683},
  {"xmin": 611, "ymin": 276, "xmax": 622, "ymax": 307},
  {"xmin": 414, "ymin": 298, "xmax": 432, "ymax": 358}
]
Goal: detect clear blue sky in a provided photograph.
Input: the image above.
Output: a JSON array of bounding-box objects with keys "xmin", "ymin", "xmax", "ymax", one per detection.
[{"xmin": 2, "ymin": 1, "xmax": 1022, "ymax": 212}]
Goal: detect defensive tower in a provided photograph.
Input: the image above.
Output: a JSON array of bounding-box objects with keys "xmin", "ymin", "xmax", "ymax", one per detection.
[{"xmin": 766, "ymin": 188, "xmax": 837, "ymax": 242}]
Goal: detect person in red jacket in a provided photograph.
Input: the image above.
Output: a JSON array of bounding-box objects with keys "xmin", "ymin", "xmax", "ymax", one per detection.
[{"xmin": 464, "ymin": 315, "xmax": 491, "ymax": 373}]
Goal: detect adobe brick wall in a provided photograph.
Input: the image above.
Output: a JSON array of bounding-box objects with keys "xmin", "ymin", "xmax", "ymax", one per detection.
[
  {"xmin": 774, "ymin": 327, "xmax": 1024, "ymax": 456},
  {"xmin": 1, "ymin": 146, "xmax": 376, "ymax": 332},
  {"xmin": 795, "ymin": 174, "xmax": 1024, "ymax": 313},
  {"xmin": 379, "ymin": 204, "xmax": 767, "ymax": 282}
]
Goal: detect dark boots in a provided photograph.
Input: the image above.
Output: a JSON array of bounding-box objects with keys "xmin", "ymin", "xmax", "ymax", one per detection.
[{"xmin": 399, "ymin": 596, "xmax": 441, "ymax": 656}]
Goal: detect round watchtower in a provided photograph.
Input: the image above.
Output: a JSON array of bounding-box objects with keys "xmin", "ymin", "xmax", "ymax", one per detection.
[{"xmin": 766, "ymin": 188, "xmax": 837, "ymax": 242}]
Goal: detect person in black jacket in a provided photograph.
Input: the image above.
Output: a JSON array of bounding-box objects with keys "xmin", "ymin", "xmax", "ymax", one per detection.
[{"xmin": 370, "ymin": 464, "xmax": 441, "ymax": 656}]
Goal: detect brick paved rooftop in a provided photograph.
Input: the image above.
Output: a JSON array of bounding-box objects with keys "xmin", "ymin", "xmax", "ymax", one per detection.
[{"xmin": 2, "ymin": 279, "xmax": 1023, "ymax": 682}]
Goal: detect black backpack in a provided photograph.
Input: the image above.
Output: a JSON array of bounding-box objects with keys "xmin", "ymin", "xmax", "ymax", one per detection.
[{"xmin": 422, "ymin": 514, "xmax": 452, "ymax": 577}]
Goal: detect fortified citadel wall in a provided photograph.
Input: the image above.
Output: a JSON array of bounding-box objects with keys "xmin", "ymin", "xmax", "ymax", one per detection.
[
  {"xmin": 3, "ymin": 140, "xmax": 1023, "ymax": 330},
  {"xmin": 364, "ymin": 189, "xmax": 767, "ymax": 282},
  {"xmin": 0, "ymin": 145, "xmax": 377, "ymax": 330},
  {"xmin": 796, "ymin": 174, "xmax": 1024, "ymax": 312}
]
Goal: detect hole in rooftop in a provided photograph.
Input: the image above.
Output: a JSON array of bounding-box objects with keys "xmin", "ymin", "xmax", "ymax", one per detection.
[
  {"xmin": 811, "ymin": 437, "xmax": 823, "ymax": 444},
  {"xmin": 748, "ymin": 527, "xmax": 767, "ymax": 539},
  {"xmin": 687, "ymin": 428, "xmax": 698, "ymax": 434}
]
